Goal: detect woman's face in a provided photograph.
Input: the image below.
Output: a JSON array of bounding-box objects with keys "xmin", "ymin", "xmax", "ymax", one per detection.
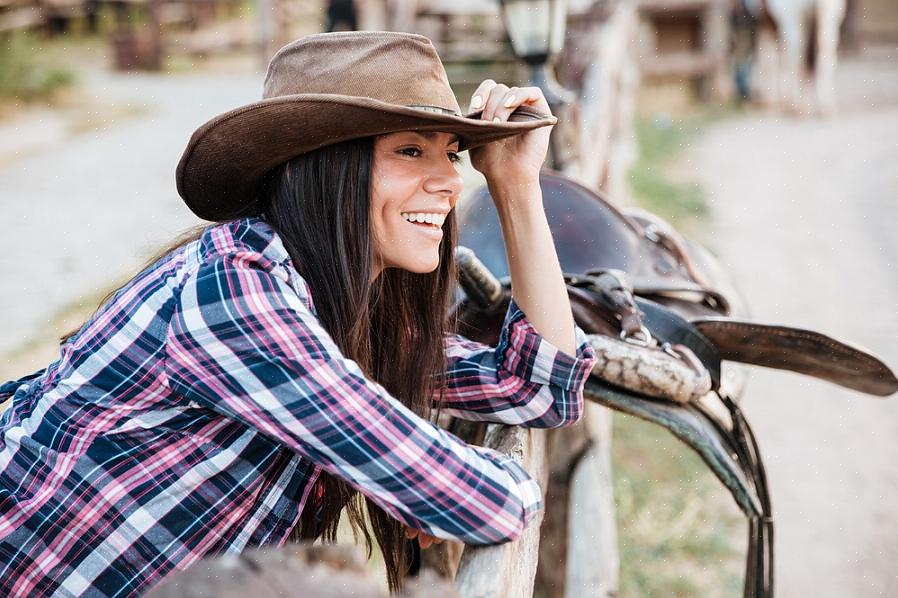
[{"xmin": 370, "ymin": 131, "xmax": 463, "ymax": 280}]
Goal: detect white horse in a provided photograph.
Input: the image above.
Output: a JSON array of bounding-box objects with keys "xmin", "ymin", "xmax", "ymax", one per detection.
[{"xmin": 751, "ymin": 0, "xmax": 847, "ymax": 115}]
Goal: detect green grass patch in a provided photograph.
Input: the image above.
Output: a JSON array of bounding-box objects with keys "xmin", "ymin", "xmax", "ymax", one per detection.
[
  {"xmin": 0, "ymin": 32, "xmax": 77, "ymax": 102},
  {"xmin": 612, "ymin": 413, "xmax": 744, "ymax": 597},
  {"xmin": 627, "ymin": 112, "xmax": 723, "ymax": 230}
]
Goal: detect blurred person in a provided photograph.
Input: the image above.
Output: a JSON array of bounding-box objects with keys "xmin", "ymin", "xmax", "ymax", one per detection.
[
  {"xmin": 0, "ymin": 31, "xmax": 596, "ymax": 596},
  {"xmin": 732, "ymin": 0, "xmax": 759, "ymax": 101},
  {"xmin": 326, "ymin": 0, "xmax": 357, "ymax": 31}
]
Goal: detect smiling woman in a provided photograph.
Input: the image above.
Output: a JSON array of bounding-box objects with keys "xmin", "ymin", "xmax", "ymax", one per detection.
[{"xmin": 0, "ymin": 31, "xmax": 597, "ymax": 597}]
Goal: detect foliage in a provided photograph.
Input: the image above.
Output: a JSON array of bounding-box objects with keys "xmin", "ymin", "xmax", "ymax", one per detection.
[
  {"xmin": 627, "ymin": 114, "xmax": 713, "ymax": 230},
  {"xmin": 0, "ymin": 33, "xmax": 77, "ymax": 102}
]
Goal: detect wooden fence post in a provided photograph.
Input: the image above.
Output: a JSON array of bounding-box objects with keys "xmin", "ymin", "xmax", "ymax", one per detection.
[{"xmin": 454, "ymin": 425, "xmax": 549, "ymax": 597}]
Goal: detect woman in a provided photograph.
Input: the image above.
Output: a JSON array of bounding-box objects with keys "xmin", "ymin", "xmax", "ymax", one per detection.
[{"xmin": 0, "ymin": 31, "xmax": 596, "ymax": 596}]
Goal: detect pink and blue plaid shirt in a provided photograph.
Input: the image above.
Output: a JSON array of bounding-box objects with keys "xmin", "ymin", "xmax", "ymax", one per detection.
[{"xmin": 0, "ymin": 217, "xmax": 596, "ymax": 597}]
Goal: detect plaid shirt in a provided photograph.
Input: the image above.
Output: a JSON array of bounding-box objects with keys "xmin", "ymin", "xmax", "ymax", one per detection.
[{"xmin": 0, "ymin": 217, "xmax": 596, "ymax": 597}]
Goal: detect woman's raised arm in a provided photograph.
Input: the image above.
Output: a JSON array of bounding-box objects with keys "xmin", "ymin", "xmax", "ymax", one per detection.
[{"xmin": 468, "ymin": 81, "xmax": 578, "ymax": 356}]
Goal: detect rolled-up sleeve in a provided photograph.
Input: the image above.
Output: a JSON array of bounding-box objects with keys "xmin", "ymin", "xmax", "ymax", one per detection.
[
  {"xmin": 163, "ymin": 251, "xmax": 541, "ymax": 544},
  {"xmin": 437, "ymin": 298, "xmax": 597, "ymax": 428}
]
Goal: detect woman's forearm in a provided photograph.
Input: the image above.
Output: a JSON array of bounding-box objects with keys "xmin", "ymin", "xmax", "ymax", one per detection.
[{"xmin": 488, "ymin": 177, "xmax": 577, "ymax": 356}]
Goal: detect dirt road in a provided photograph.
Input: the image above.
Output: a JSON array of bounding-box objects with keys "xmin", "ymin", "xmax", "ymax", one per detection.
[
  {"xmin": 0, "ymin": 67, "xmax": 260, "ymax": 356},
  {"xmin": 681, "ymin": 51, "xmax": 898, "ymax": 596}
]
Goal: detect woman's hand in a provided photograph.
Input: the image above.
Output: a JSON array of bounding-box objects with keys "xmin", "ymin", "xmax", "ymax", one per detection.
[
  {"xmin": 404, "ymin": 525, "xmax": 444, "ymax": 549},
  {"xmin": 467, "ymin": 80, "xmax": 554, "ymax": 186}
]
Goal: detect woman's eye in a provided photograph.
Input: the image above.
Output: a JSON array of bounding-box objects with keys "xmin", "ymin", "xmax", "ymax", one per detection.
[
  {"xmin": 447, "ymin": 152, "xmax": 462, "ymax": 164},
  {"xmin": 399, "ymin": 147, "xmax": 422, "ymax": 157}
]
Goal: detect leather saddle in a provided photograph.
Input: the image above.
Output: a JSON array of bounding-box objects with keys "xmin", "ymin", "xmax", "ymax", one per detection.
[
  {"xmin": 451, "ymin": 170, "xmax": 898, "ymax": 598},
  {"xmin": 454, "ymin": 170, "xmax": 897, "ymax": 398}
]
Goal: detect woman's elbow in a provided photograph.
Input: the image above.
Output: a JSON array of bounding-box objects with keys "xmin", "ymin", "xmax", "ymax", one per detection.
[{"xmin": 531, "ymin": 388, "xmax": 584, "ymax": 429}]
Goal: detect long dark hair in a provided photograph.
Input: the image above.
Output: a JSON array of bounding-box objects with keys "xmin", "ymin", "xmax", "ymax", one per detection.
[{"xmin": 261, "ymin": 136, "xmax": 457, "ymax": 591}]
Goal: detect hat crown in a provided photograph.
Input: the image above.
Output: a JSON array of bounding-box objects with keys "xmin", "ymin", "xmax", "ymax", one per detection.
[{"xmin": 262, "ymin": 31, "xmax": 462, "ymax": 115}]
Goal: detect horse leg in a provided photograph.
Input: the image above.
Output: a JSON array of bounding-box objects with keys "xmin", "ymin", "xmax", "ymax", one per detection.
[
  {"xmin": 815, "ymin": 0, "xmax": 847, "ymax": 115},
  {"xmin": 766, "ymin": 0, "xmax": 813, "ymax": 115},
  {"xmin": 778, "ymin": 11, "xmax": 809, "ymax": 114}
]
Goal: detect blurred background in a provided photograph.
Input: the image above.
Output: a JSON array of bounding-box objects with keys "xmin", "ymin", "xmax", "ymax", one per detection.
[{"xmin": 1, "ymin": 0, "xmax": 896, "ymax": 596}]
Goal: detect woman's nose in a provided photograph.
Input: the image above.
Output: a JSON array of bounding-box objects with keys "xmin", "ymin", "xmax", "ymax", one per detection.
[{"xmin": 422, "ymin": 161, "xmax": 464, "ymax": 199}]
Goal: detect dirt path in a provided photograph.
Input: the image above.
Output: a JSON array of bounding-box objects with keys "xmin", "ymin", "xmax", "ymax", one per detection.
[
  {"xmin": 681, "ymin": 51, "xmax": 898, "ymax": 596},
  {"xmin": 0, "ymin": 65, "xmax": 262, "ymax": 358}
]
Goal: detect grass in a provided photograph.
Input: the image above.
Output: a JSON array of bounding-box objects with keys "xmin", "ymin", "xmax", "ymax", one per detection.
[
  {"xmin": 0, "ymin": 32, "xmax": 77, "ymax": 102},
  {"xmin": 626, "ymin": 111, "xmax": 726, "ymax": 232},
  {"xmin": 612, "ymin": 413, "xmax": 745, "ymax": 597}
]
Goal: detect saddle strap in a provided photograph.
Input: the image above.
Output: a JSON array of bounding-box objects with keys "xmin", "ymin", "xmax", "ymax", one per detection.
[
  {"xmin": 711, "ymin": 393, "xmax": 774, "ymax": 598},
  {"xmin": 633, "ymin": 298, "xmax": 723, "ymax": 388}
]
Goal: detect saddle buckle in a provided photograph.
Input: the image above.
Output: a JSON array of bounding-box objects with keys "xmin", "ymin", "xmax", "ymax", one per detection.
[{"xmin": 620, "ymin": 325, "xmax": 654, "ymax": 347}]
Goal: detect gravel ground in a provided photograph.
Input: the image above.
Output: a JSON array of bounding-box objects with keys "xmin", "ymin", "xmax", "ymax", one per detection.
[{"xmin": 680, "ymin": 50, "xmax": 898, "ymax": 597}]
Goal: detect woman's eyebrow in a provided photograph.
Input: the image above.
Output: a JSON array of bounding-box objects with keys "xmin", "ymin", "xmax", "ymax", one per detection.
[{"xmin": 410, "ymin": 131, "xmax": 461, "ymax": 146}]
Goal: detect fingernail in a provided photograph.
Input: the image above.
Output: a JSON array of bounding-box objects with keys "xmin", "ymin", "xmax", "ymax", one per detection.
[
  {"xmin": 493, "ymin": 117, "xmax": 501, "ymax": 123},
  {"xmin": 470, "ymin": 95, "xmax": 483, "ymax": 110},
  {"xmin": 504, "ymin": 95, "xmax": 516, "ymax": 108}
]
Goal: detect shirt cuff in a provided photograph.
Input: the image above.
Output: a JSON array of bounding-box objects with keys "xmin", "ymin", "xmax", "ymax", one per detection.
[
  {"xmin": 482, "ymin": 446, "xmax": 544, "ymax": 526},
  {"xmin": 499, "ymin": 297, "xmax": 598, "ymax": 392}
]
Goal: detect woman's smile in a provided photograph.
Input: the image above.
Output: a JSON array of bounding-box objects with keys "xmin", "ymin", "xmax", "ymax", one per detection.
[
  {"xmin": 399, "ymin": 211, "xmax": 447, "ymax": 240},
  {"xmin": 400, "ymin": 211, "xmax": 448, "ymax": 226}
]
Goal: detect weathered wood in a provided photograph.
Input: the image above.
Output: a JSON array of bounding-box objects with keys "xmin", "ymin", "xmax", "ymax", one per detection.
[
  {"xmin": 145, "ymin": 543, "xmax": 460, "ymax": 598},
  {"xmin": 640, "ymin": 51, "xmax": 717, "ymax": 78},
  {"xmin": 535, "ymin": 405, "xmax": 620, "ymax": 598},
  {"xmin": 561, "ymin": 0, "xmax": 639, "ymax": 194},
  {"xmin": 701, "ymin": 0, "xmax": 732, "ymax": 99},
  {"xmin": 533, "ymin": 418, "xmax": 593, "ymax": 597},
  {"xmin": 637, "ymin": 0, "xmax": 712, "ymax": 15},
  {"xmin": 145, "ymin": 544, "xmax": 381, "ymax": 598},
  {"xmin": 0, "ymin": 6, "xmax": 41, "ymax": 33},
  {"xmin": 533, "ymin": 452, "xmax": 572, "ymax": 597},
  {"xmin": 565, "ymin": 404, "xmax": 619, "ymax": 598},
  {"xmin": 454, "ymin": 425, "xmax": 548, "ymax": 598},
  {"xmin": 636, "ymin": 0, "xmax": 732, "ymax": 101}
]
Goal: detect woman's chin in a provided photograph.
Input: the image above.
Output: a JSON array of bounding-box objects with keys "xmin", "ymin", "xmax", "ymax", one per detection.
[
  {"xmin": 386, "ymin": 256, "xmax": 440, "ymax": 275},
  {"xmin": 403, "ymin": 260, "xmax": 440, "ymax": 275}
]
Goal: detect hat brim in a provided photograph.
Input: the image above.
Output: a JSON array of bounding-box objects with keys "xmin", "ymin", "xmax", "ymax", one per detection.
[{"xmin": 176, "ymin": 93, "xmax": 557, "ymax": 221}]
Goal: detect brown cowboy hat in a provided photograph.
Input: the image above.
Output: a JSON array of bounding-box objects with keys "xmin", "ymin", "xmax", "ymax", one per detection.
[{"xmin": 176, "ymin": 31, "xmax": 557, "ymax": 221}]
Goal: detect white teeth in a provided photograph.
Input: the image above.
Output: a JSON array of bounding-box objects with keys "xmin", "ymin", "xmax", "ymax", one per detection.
[{"xmin": 401, "ymin": 212, "xmax": 446, "ymax": 226}]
